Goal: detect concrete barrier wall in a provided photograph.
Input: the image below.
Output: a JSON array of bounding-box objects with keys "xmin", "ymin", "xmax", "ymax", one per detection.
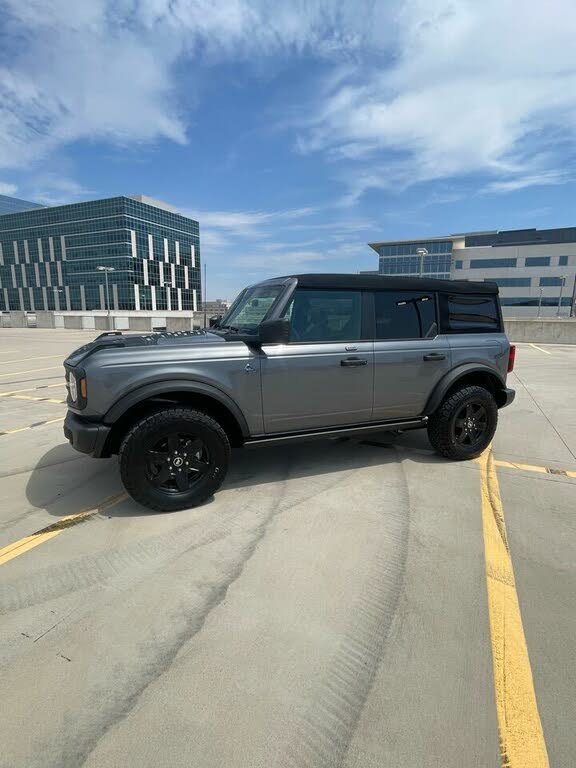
[
  {"xmin": 36, "ymin": 312, "xmax": 55, "ymax": 328},
  {"xmin": 7, "ymin": 311, "xmax": 27, "ymax": 327},
  {"xmin": 166, "ymin": 317, "xmax": 194, "ymax": 332},
  {"xmin": 63, "ymin": 315, "xmax": 83, "ymax": 329},
  {"xmin": 128, "ymin": 316, "xmax": 153, "ymax": 332},
  {"xmin": 505, "ymin": 319, "xmax": 576, "ymax": 344}
]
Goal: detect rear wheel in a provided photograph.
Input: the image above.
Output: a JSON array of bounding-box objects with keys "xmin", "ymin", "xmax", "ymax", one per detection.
[
  {"xmin": 119, "ymin": 407, "xmax": 230, "ymax": 511},
  {"xmin": 427, "ymin": 385, "xmax": 497, "ymax": 460}
]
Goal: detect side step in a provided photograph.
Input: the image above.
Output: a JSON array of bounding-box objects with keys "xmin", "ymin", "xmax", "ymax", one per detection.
[{"xmin": 244, "ymin": 417, "xmax": 428, "ymax": 447}]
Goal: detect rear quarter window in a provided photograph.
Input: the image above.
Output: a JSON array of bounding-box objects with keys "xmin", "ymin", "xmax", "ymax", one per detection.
[{"xmin": 440, "ymin": 293, "xmax": 501, "ymax": 333}]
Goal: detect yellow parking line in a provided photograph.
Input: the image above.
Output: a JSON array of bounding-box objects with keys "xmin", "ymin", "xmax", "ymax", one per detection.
[
  {"xmin": 0, "ymin": 365, "xmax": 61, "ymax": 378},
  {"xmin": 495, "ymin": 459, "xmax": 576, "ymax": 479},
  {"xmin": 528, "ymin": 343, "xmax": 551, "ymax": 355},
  {"xmin": 0, "ymin": 492, "xmax": 128, "ymax": 566},
  {"xmin": 9, "ymin": 394, "xmax": 66, "ymax": 404},
  {"xmin": 1, "ymin": 354, "xmax": 63, "ymax": 364},
  {"xmin": 0, "ymin": 383, "xmax": 66, "ymax": 397},
  {"xmin": 479, "ymin": 448, "xmax": 549, "ymax": 767},
  {"xmin": 0, "ymin": 416, "xmax": 65, "ymax": 435}
]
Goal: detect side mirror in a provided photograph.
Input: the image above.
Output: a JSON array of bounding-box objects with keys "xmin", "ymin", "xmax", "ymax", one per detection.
[
  {"xmin": 209, "ymin": 316, "xmax": 220, "ymax": 328},
  {"xmin": 259, "ymin": 318, "xmax": 290, "ymax": 345}
]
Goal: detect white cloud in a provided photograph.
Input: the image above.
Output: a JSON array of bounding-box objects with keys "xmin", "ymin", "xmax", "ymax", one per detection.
[
  {"xmin": 481, "ymin": 170, "xmax": 571, "ymax": 194},
  {"xmin": 27, "ymin": 174, "xmax": 94, "ymax": 206},
  {"xmin": 298, "ymin": 0, "xmax": 576, "ymax": 195},
  {"xmin": 187, "ymin": 206, "xmax": 318, "ymax": 235},
  {"xmin": 0, "ymin": 181, "xmax": 18, "ymax": 195},
  {"xmin": 0, "ymin": 0, "xmax": 395, "ymax": 170}
]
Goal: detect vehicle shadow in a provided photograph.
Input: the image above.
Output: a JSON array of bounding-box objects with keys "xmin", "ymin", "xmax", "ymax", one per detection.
[{"xmin": 27, "ymin": 429, "xmax": 446, "ymax": 520}]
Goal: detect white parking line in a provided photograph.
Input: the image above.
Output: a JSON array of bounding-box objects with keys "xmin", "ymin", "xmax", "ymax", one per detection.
[{"xmin": 528, "ymin": 343, "xmax": 551, "ymax": 355}]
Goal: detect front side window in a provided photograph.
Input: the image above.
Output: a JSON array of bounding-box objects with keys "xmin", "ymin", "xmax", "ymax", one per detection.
[
  {"xmin": 220, "ymin": 284, "xmax": 282, "ymax": 333},
  {"xmin": 282, "ymin": 289, "xmax": 362, "ymax": 342},
  {"xmin": 442, "ymin": 294, "xmax": 500, "ymax": 333},
  {"xmin": 374, "ymin": 291, "xmax": 437, "ymax": 339}
]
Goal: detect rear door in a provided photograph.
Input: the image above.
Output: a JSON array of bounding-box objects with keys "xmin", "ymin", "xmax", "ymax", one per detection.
[
  {"xmin": 261, "ymin": 288, "xmax": 374, "ymax": 433},
  {"xmin": 371, "ymin": 290, "xmax": 451, "ymax": 420}
]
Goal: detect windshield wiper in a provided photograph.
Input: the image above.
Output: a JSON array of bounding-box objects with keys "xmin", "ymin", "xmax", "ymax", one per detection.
[{"xmin": 216, "ymin": 324, "xmax": 241, "ymax": 332}]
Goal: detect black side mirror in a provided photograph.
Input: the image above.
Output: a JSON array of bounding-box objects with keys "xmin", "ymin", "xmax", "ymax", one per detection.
[
  {"xmin": 209, "ymin": 316, "xmax": 220, "ymax": 328},
  {"xmin": 259, "ymin": 318, "xmax": 290, "ymax": 345}
]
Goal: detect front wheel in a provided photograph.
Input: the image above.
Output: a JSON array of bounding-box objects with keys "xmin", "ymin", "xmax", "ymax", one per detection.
[
  {"xmin": 427, "ymin": 385, "xmax": 498, "ymax": 460},
  {"xmin": 119, "ymin": 407, "xmax": 230, "ymax": 511}
]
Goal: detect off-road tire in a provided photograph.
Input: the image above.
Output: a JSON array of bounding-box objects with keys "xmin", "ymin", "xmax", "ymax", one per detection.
[
  {"xmin": 119, "ymin": 407, "xmax": 230, "ymax": 511},
  {"xmin": 427, "ymin": 385, "xmax": 498, "ymax": 460}
]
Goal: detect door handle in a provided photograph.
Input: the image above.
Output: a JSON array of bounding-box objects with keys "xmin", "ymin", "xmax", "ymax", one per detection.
[
  {"xmin": 423, "ymin": 353, "xmax": 446, "ymax": 361},
  {"xmin": 341, "ymin": 357, "xmax": 368, "ymax": 367}
]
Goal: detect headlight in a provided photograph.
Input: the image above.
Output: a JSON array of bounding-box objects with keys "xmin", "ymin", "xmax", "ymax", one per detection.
[{"xmin": 69, "ymin": 374, "xmax": 78, "ymax": 402}]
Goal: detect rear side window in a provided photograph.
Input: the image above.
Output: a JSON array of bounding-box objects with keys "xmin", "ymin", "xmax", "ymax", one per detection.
[
  {"xmin": 374, "ymin": 291, "xmax": 437, "ymax": 339},
  {"xmin": 441, "ymin": 293, "xmax": 500, "ymax": 333}
]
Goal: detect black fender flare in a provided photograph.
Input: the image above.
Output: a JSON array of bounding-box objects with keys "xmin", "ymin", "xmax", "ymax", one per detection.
[
  {"xmin": 424, "ymin": 364, "xmax": 506, "ymax": 416},
  {"xmin": 103, "ymin": 379, "xmax": 250, "ymax": 437}
]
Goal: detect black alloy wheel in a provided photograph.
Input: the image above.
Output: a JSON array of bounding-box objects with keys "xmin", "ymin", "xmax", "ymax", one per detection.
[
  {"xmin": 119, "ymin": 407, "xmax": 231, "ymax": 511},
  {"xmin": 146, "ymin": 433, "xmax": 211, "ymax": 493},
  {"xmin": 427, "ymin": 384, "xmax": 498, "ymax": 460},
  {"xmin": 451, "ymin": 401, "xmax": 488, "ymax": 449}
]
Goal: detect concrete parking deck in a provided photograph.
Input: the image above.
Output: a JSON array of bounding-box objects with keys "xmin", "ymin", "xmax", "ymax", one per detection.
[{"xmin": 0, "ymin": 329, "xmax": 575, "ymax": 768}]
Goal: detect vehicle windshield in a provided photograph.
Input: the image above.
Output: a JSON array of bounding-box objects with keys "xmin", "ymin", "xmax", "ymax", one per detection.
[{"xmin": 217, "ymin": 284, "xmax": 283, "ymax": 333}]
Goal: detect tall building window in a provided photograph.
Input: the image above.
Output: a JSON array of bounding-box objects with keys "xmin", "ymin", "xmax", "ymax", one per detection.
[
  {"xmin": 378, "ymin": 240, "xmax": 452, "ymax": 279},
  {"xmin": 525, "ymin": 256, "xmax": 550, "ymax": 267},
  {"xmin": 469, "ymin": 258, "xmax": 517, "ymax": 269},
  {"xmin": 539, "ymin": 276, "xmax": 565, "ymax": 287},
  {"xmin": 559, "ymin": 255, "xmax": 569, "ymax": 266}
]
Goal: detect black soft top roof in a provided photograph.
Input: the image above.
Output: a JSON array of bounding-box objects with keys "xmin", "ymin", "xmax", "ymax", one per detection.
[{"xmin": 262, "ymin": 273, "xmax": 498, "ymax": 295}]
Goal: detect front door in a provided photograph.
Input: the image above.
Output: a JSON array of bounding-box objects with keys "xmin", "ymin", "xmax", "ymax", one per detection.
[
  {"xmin": 261, "ymin": 288, "xmax": 373, "ymax": 433},
  {"xmin": 371, "ymin": 290, "xmax": 451, "ymax": 420}
]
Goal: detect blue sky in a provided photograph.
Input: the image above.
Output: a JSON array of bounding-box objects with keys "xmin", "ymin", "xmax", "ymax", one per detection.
[{"xmin": 1, "ymin": 0, "xmax": 576, "ymax": 298}]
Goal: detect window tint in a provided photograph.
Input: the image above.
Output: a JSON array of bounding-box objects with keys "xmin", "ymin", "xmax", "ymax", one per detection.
[
  {"xmin": 491, "ymin": 277, "xmax": 531, "ymax": 287},
  {"xmin": 525, "ymin": 256, "xmax": 550, "ymax": 267},
  {"xmin": 222, "ymin": 284, "xmax": 282, "ymax": 331},
  {"xmin": 282, "ymin": 289, "xmax": 361, "ymax": 342},
  {"xmin": 469, "ymin": 258, "xmax": 517, "ymax": 268},
  {"xmin": 539, "ymin": 276, "xmax": 565, "ymax": 287},
  {"xmin": 374, "ymin": 291, "xmax": 437, "ymax": 339},
  {"xmin": 443, "ymin": 294, "xmax": 500, "ymax": 333}
]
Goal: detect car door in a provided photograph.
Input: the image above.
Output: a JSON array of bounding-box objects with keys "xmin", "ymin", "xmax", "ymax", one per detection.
[
  {"xmin": 260, "ymin": 288, "xmax": 374, "ymax": 433},
  {"xmin": 371, "ymin": 290, "xmax": 451, "ymax": 420}
]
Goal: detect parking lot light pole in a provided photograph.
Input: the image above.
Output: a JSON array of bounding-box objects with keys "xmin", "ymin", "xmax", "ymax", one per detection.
[
  {"xmin": 557, "ymin": 275, "xmax": 567, "ymax": 317},
  {"xmin": 570, "ymin": 274, "xmax": 576, "ymax": 318},
  {"xmin": 537, "ymin": 287, "xmax": 543, "ymax": 318},
  {"xmin": 96, "ymin": 266, "xmax": 115, "ymax": 330},
  {"xmin": 416, "ymin": 248, "xmax": 428, "ymax": 277}
]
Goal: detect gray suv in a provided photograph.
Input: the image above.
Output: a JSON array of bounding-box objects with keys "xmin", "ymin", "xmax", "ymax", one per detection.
[{"xmin": 64, "ymin": 274, "xmax": 516, "ymax": 511}]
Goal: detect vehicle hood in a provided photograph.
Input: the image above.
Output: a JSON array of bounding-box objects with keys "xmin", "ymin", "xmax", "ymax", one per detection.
[{"xmin": 64, "ymin": 330, "xmax": 227, "ymax": 367}]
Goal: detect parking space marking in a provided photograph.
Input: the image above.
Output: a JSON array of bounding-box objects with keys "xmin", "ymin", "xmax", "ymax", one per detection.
[
  {"xmin": 0, "ymin": 354, "xmax": 64, "ymax": 365},
  {"xmin": 495, "ymin": 458, "xmax": 576, "ymax": 479},
  {"xmin": 7, "ymin": 394, "xmax": 66, "ymax": 405},
  {"xmin": 0, "ymin": 383, "xmax": 66, "ymax": 397},
  {"xmin": 0, "ymin": 492, "xmax": 128, "ymax": 566},
  {"xmin": 479, "ymin": 448, "xmax": 549, "ymax": 768},
  {"xmin": 528, "ymin": 343, "xmax": 552, "ymax": 355},
  {"xmin": 0, "ymin": 417, "xmax": 65, "ymax": 436},
  {"xmin": 0, "ymin": 365, "xmax": 61, "ymax": 378}
]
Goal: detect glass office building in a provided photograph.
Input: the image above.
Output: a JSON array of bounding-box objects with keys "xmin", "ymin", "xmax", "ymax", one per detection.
[
  {"xmin": 369, "ymin": 228, "xmax": 576, "ymax": 313},
  {"xmin": 0, "ymin": 194, "xmax": 44, "ymax": 216},
  {"xmin": 376, "ymin": 240, "xmax": 453, "ymax": 279},
  {"xmin": 0, "ymin": 195, "xmax": 201, "ymax": 312}
]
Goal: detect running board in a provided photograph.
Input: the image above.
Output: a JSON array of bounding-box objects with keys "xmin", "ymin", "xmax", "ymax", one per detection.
[{"xmin": 244, "ymin": 417, "xmax": 428, "ymax": 447}]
